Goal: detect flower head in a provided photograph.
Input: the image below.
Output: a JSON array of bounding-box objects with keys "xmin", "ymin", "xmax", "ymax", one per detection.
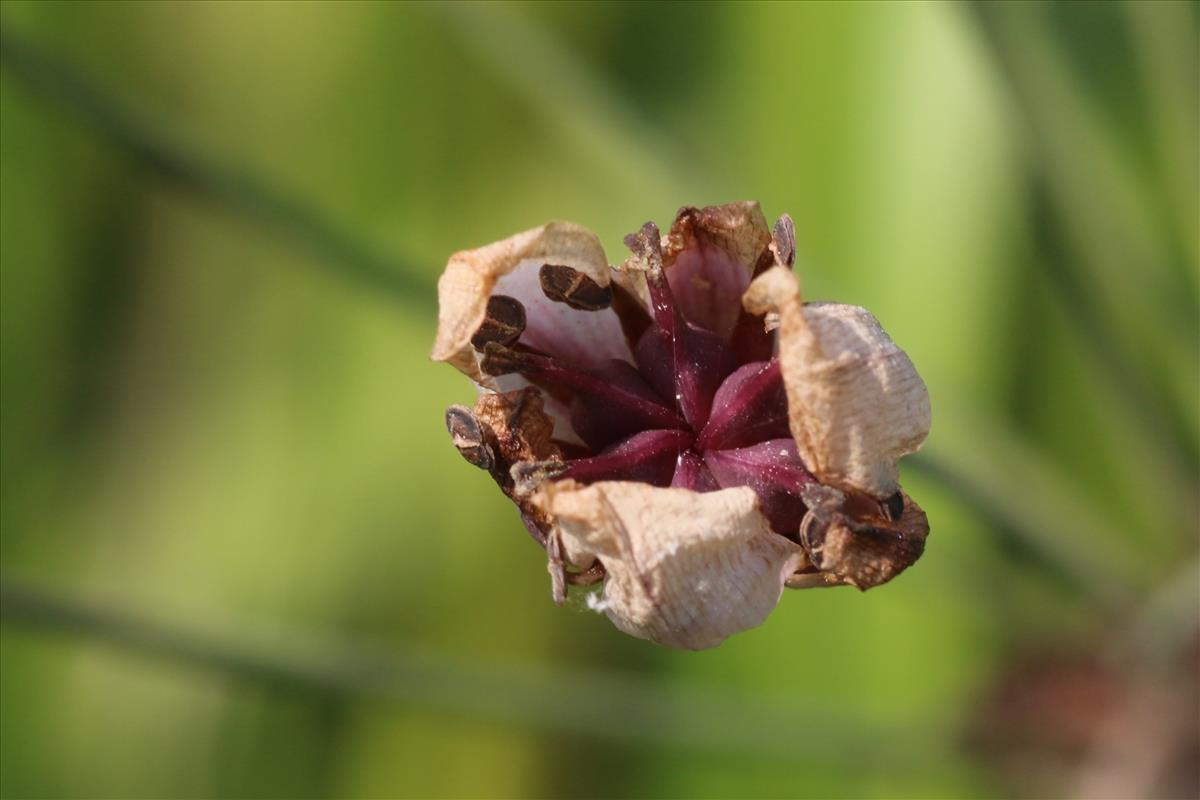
[{"xmin": 433, "ymin": 202, "xmax": 930, "ymax": 649}]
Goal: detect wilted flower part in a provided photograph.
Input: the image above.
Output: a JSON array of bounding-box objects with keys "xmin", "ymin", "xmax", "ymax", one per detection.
[
  {"xmin": 537, "ymin": 481, "xmax": 805, "ymax": 651},
  {"xmin": 433, "ymin": 202, "xmax": 931, "ymax": 649},
  {"xmin": 743, "ymin": 267, "xmax": 931, "ymax": 498}
]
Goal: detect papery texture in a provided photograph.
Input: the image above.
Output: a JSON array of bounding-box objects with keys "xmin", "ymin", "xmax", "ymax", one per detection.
[
  {"xmin": 660, "ymin": 203, "xmax": 774, "ymax": 338},
  {"xmin": 743, "ymin": 266, "xmax": 931, "ymax": 498},
  {"xmin": 800, "ymin": 485, "xmax": 929, "ymax": 589},
  {"xmin": 431, "ymin": 222, "xmax": 628, "ymax": 382},
  {"xmin": 534, "ymin": 480, "xmax": 806, "ymax": 650}
]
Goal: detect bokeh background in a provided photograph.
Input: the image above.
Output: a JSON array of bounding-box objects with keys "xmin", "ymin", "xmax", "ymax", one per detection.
[{"xmin": 1, "ymin": 1, "xmax": 1197, "ymax": 798}]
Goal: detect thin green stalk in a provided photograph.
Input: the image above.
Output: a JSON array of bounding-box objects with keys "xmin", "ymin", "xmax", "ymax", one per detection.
[{"xmin": 0, "ymin": 575, "xmax": 927, "ymax": 764}]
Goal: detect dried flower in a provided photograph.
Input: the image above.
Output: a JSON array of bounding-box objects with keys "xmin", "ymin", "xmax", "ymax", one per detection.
[{"xmin": 433, "ymin": 202, "xmax": 930, "ymax": 649}]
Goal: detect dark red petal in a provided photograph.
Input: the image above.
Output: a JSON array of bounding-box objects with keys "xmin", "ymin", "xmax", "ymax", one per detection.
[
  {"xmin": 670, "ymin": 449, "xmax": 720, "ymax": 492},
  {"xmin": 695, "ymin": 360, "xmax": 790, "ymax": 451},
  {"xmin": 562, "ymin": 429, "xmax": 692, "ymax": 487},
  {"xmin": 666, "ymin": 242, "xmax": 751, "ymax": 339},
  {"xmin": 638, "ymin": 260, "xmax": 739, "ymax": 430},
  {"xmin": 729, "ymin": 310, "xmax": 776, "ymax": 364},
  {"xmin": 631, "ymin": 324, "xmax": 677, "ymax": 402},
  {"xmin": 704, "ymin": 439, "xmax": 816, "ymax": 536},
  {"xmin": 569, "ymin": 359, "xmax": 677, "ymax": 449},
  {"xmin": 480, "ymin": 344, "xmax": 685, "ymax": 443}
]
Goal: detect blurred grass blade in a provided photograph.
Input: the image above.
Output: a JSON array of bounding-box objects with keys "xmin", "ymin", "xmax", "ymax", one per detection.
[
  {"xmin": 968, "ymin": 2, "xmax": 1199, "ymax": 475},
  {"xmin": 426, "ymin": 2, "xmax": 692, "ymax": 206},
  {"xmin": 1122, "ymin": 0, "xmax": 1200, "ymax": 270},
  {"xmin": 0, "ymin": 26, "xmax": 436, "ymax": 311},
  {"xmin": 0, "ymin": 574, "xmax": 929, "ymax": 765},
  {"xmin": 913, "ymin": 408, "xmax": 1148, "ymax": 610}
]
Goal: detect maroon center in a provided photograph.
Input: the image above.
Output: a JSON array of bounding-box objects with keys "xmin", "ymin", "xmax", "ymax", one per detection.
[{"xmin": 482, "ymin": 241, "xmax": 818, "ymax": 539}]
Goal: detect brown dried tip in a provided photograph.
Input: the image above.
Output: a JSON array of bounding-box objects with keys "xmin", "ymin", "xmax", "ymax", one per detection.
[
  {"xmin": 472, "ymin": 388, "xmax": 561, "ymax": 471},
  {"xmin": 771, "ymin": 214, "xmax": 796, "ymax": 267},
  {"xmin": 470, "ymin": 295, "xmax": 526, "ymax": 350},
  {"xmin": 511, "ymin": 459, "xmax": 567, "ymax": 497},
  {"xmin": 539, "ymin": 264, "xmax": 613, "ymax": 311},
  {"xmin": 798, "ymin": 484, "xmax": 927, "ymax": 589},
  {"xmin": 623, "ymin": 221, "xmax": 663, "ymax": 273},
  {"xmin": 445, "ymin": 405, "xmax": 495, "ymax": 471}
]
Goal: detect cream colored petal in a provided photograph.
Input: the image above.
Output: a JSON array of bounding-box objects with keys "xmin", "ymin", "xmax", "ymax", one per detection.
[
  {"xmin": 662, "ymin": 201, "xmax": 773, "ymax": 274},
  {"xmin": 533, "ymin": 480, "xmax": 805, "ymax": 650},
  {"xmin": 659, "ymin": 202, "xmax": 774, "ymax": 338},
  {"xmin": 744, "ymin": 267, "xmax": 930, "ymax": 498},
  {"xmin": 431, "ymin": 222, "xmax": 629, "ymax": 383}
]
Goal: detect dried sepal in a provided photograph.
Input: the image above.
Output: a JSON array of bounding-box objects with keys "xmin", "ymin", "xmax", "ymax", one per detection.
[
  {"xmin": 472, "ymin": 388, "xmax": 560, "ymax": 468},
  {"xmin": 658, "ymin": 203, "xmax": 774, "ymax": 339},
  {"xmin": 798, "ymin": 485, "xmax": 928, "ymax": 589},
  {"xmin": 431, "ymin": 222, "xmax": 620, "ymax": 382},
  {"xmin": 533, "ymin": 480, "xmax": 806, "ymax": 650},
  {"xmin": 448, "ymin": 388, "xmax": 563, "ymax": 548},
  {"xmin": 743, "ymin": 266, "xmax": 931, "ymax": 498},
  {"xmin": 662, "ymin": 202, "xmax": 773, "ymax": 275}
]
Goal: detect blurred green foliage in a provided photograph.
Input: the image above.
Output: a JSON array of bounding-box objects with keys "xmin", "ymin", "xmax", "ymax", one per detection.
[{"xmin": 1, "ymin": 2, "xmax": 1196, "ymax": 798}]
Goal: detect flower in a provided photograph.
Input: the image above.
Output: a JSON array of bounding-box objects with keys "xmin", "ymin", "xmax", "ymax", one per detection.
[{"xmin": 433, "ymin": 202, "xmax": 931, "ymax": 650}]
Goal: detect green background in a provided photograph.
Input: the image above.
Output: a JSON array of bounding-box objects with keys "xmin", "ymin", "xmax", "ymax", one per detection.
[{"xmin": 1, "ymin": 1, "xmax": 1196, "ymax": 798}]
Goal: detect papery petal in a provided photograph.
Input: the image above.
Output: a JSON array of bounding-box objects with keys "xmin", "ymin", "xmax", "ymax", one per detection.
[
  {"xmin": 431, "ymin": 222, "xmax": 631, "ymax": 382},
  {"xmin": 662, "ymin": 202, "xmax": 774, "ymax": 338},
  {"xmin": 743, "ymin": 267, "xmax": 931, "ymax": 498},
  {"xmin": 494, "ymin": 263, "xmax": 631, "ymax": 367},
  {"xmin": 471, "ymin": 388, "xmax": 560, "ymax": 466},
  {"xmin": 533, "ymin": 481, "xmax": 805, "ymax": 650}
]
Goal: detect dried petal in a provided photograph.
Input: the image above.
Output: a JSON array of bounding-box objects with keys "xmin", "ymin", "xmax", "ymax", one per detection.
[
  {"xmin": 472, "ymin": 387, "xmax": 560, "ymax": 467},
  {"xmin": 661, "ymin": 202, "xmax": 773, "ymax": 338},
  {"xmin": 743, "ymin": 266, "xmax": 931, "ymax": 498},
  {"xmin": 431, "ymin": 222, "xmax": 630, "ymax": 383},
  {"xmin": 533, "ymin": 481, "xmax": 806, "ymax": 650},
  {"xmin": 460, "ymin": 388, "xmax": 563, "ymax": 546}
]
